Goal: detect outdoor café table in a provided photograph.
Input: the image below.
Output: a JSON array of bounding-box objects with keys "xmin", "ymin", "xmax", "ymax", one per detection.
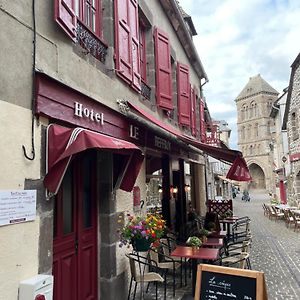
[
  {"xmin": 170, "ymin": 246, "xmax": 219, "ymax": 295},
  {"xmin": 202, "ymin": 238, "xmax": 223, "ymax": 248},
  {"xmin": 275, "ymin": 204, "xmax": 297, "ymax": 210},
  {"xmin": 219, "ymin": 217, "xmax": 238, "ymax": 238},
  {"xmin": 209, "ymin": 230, "xmax": 227, "ymax": 239}
]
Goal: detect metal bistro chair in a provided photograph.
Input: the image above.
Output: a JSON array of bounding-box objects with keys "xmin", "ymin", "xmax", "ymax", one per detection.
[
  {"xmin": 271, "ymin": 206, "xmax": 284, "ymax": 221},
  {"xmin": 160, "ymin": 237, "xmax": 185, "ymax": 286},
  {"xmin": 289, "ymin": 210, "xmax": 300, "ymax": 231},
  {"xmin": 149, "ymin": 247, "xmax": 181, "ymax": 297},
  {"xmin": 283, "ymin": 209, "xmax": 294, "ymax": 228},
  {"xmin": 222, "ymin": 239, "xmax": 252, "ymax": 270},
  {"xmin": 126, "ymin": 252, "xmax": 165, "ymax": 300}
]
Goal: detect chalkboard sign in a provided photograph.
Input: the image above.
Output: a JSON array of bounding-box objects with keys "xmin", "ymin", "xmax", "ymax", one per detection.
[{"xmin": 195, "ymin": 264, "xmax": 268, "ymax": 300}]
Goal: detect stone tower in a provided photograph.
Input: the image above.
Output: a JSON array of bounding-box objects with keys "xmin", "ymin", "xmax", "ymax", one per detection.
[{"xmin": 236, "ymin": 74, "xmax": 279, "ymax": 192}]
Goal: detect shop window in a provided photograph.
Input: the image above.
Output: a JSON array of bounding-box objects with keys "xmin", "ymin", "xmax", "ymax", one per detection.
[
  {"xmin": 177, "ymin": 62, "xmax": 191, "ymax": 126},
  {"xmin": 114, "ymin": 0, "xmax": 141, "ymax": 92},
  {"xmin": 154, "ymin": 27, "xmax": 173, "ymax": 110},
  {"xmin": 54, "ymin": 0, "xmax": 107, "ymax": 62}
]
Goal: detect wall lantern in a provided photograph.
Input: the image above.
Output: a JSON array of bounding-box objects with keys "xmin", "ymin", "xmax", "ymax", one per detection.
[
  {"xmin": 170, "ymin": 185, "xmax": 178, "ymax": 194},
  {"xmin": 184, "ymin": 184, "xmax": 191, "ymax": 192},
  {"xmin": 158, "ymin": 185, "xmax": 163, "ymax": 193}
]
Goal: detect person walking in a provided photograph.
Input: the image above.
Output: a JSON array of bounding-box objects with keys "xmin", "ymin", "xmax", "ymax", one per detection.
[{"xmin": 242, "ymin": 189, "xmax": 250, "ymax": 201}]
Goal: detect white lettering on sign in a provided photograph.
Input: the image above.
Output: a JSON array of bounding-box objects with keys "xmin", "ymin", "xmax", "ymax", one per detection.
[
  {"xmin": 155, "ymin": 136, "xmax": 171, "ymax": 151},
  {"xmin": 74, "ymin": 102, "xmax": 104, "ymax": 125},
  {"xmin": 130, "ymin": 125, "xmax": 140, "ymax": 140}
]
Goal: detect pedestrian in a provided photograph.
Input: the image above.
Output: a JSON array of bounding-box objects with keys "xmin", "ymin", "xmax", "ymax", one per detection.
[{"xmin": 242, "ymin": 190, "xmax": 250, "ymax": 201}]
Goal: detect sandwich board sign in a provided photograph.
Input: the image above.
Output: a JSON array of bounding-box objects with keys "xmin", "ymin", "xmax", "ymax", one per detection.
[{"xmin": 195, "ymin": 264, "xmax": 268, "ymax": 300}]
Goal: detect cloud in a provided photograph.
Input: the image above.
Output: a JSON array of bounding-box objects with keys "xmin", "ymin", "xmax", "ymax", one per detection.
[{"xmin": 180, "ymin": 0, "xmax": 300, "ymax": 148}]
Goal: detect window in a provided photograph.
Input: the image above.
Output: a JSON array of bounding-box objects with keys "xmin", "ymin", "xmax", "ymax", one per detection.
[
  {"xmin": 154, "ymin": 27, "xmax": 173, "ymax": 110},
  {"xmin": 115, "ymin": 0, "xmax": 141, "ymax": 91},
  {"xmin": 54, "ymin": 0, "xmax": 107, "ymax": 61},
  {"xmin": 254, "ymin": 123, "xmax": 259, "ymax": 137},
  {"xmin": 139, "ymin": 21, "xmax": 147, "ymax": 83},
  {"xmin": 75, "ymin": 0, "xmax": 102, "ymax": 36},
  {"xmin": 177, "ymin": 62, "xmax": 191, "ymax": 126}
]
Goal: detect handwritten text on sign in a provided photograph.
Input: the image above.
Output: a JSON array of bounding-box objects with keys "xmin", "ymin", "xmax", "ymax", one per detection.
[
  {"xmin": 201, "ymin": 272, "xmax": 256, "ymax": 299},
  {"xmin": 0, "ymin": 190, "xmax": 36, "ymax": 226}
]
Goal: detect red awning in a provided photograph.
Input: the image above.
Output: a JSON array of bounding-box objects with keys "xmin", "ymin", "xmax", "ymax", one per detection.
[
  {"xmin": 127, "ymin": 101, "xmax": 251, "ymax": 181},
  {"xmin": 226, "ymin": 156, "xmax": 252, "ymax": 181},
  {"xmin": 44, "ymin": 124, "xmax": 144, "ymax": 195}
]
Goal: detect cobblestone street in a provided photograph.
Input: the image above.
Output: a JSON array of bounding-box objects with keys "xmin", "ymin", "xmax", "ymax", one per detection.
[
  {"xmin": 234, "ymin": 190, "xmax": 300, "ymax": 300},
  {"xmin": 144, "ymin": 190, "xmax": 300, "ymax": 300}
]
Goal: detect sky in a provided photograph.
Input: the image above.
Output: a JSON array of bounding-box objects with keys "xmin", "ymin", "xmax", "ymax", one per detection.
[{"xmin": 180, "ymin": 0, "xmax": 300, "ymax": 149}]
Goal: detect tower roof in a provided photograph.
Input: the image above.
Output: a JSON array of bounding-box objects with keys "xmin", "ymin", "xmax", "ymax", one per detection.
[{"xmin": 236, "ymin": 74, "xmax": 279, "ymax": 100}]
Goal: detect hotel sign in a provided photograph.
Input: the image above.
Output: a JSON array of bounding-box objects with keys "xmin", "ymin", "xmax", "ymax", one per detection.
[{"xmin": 74, "ymin": 102, "xmax": 104, "ymax": 125}]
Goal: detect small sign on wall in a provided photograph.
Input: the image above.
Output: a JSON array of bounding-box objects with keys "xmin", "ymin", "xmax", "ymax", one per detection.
[
  {"xmin": 0, "ymin": 190, "xmax": 37, "ymax": 226},
  {"xmin": 133, "ymin": 186, "xmax": 141, "ymax": 210}
]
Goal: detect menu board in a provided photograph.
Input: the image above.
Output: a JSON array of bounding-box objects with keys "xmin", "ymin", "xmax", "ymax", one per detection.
[
  {"xmin": 0, "ymin": 190, "xmax": 36, "ymax": 226},
  {"xmin": 195, "ymin": 264, "xmax": 267, "ymax": 300}
]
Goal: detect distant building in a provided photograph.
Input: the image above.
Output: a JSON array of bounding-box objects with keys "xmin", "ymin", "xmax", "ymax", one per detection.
[
  {"xmin": 282, "ymin": 53, "xmax": 300, "ymax": 206},
  {"xmin": 236, "ymin": 74, "xmax": 279, "ymax": 192}
]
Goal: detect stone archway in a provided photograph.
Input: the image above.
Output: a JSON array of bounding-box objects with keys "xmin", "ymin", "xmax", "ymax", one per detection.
[{"xmin": 249, "ymin": 163, "xmax": 266, "ymax": 189}]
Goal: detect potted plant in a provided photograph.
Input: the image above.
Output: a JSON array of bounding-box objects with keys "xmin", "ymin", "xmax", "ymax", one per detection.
[
  {"xmin": 197, "ymin": 228, "xmax": 211, "ymax": 243},
  {"xmin": 186, "ymin": 236, "xmax": 202, "ymax": 250},
  {"xmin": 118, "ymin": 212, "xmax": 166, "ymax": 251}
]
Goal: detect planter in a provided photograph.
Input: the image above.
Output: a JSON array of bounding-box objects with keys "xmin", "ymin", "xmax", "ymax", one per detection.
[{"xmin": 132, "ymin": 238, "xmax": 152, "ymax": 252}]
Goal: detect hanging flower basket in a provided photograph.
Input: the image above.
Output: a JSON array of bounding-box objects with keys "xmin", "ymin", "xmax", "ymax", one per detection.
[
  {"xmin": 132, "ymin": 237, "xmax": 152, "ymax": 252},
  {"xmin": 118, "ymin": 212, "xmax": 166, "ymax": 250}
]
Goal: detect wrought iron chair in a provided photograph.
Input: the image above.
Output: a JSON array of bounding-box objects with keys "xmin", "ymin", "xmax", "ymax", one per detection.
[
  {"xmin": 149, "ymin": 247, "xmax": 181, "ymax": 297},
  {"xmin": 126, "ymin": 252, "xmax": 165, "ymax": 300}
]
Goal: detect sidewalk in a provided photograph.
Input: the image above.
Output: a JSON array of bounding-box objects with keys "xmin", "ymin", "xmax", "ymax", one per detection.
[{"xmin": 137, "ymin": 190, "xmax": 300, "ymax": 299}]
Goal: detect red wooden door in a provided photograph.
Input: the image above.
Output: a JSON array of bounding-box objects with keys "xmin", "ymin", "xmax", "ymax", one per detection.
[{"xmin": 53, "ymin": 152, "xmax": 98, "ymax": 300}]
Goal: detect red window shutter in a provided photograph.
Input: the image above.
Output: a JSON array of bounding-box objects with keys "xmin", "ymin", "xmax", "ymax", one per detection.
[
  {"xmin": 200, "ymin": 98, "xmax": 206, "ymax": 142},
  {"xmin": 190, "ymin": 86, "xmax": 196, "ymax": 136},
  {"xmin": 154, "ymin": 28, "xmax": 173, "ymax": 110},
  {"xmin": 115, "ymin": 0, "xmax": 132, "ymax": 83},
  {"xmin": 129, "ymin": 0, "xmax": 141, "ymax": 91},
  {"xmin": 177, "ymin": 63, "xmax": 191, "ymax": 126},
  {"xmin": 54, "ymin": 0, "xmax": 77, "ymax": 40}
]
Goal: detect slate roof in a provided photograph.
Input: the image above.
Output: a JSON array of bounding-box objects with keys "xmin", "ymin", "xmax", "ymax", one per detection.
[{"xmin": 236, "ymin": 74, "xmax": 279, "ymax": 100}]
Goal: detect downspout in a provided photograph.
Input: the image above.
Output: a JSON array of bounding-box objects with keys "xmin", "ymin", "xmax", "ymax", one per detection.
[{"xmin": 22, "ymin": 0, "xmax": 37, "ymax": 160}]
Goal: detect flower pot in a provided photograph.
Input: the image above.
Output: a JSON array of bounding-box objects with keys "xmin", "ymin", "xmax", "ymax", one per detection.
[{"xmin": 132, "ymin": 238, "xmax": 152, "ymax": 252}]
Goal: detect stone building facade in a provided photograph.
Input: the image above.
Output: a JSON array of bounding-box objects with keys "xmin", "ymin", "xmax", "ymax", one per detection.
[
  {"xmin": 236, "ymin": 74, "xmax": 279, "ymax": 192},
  {"xmin": 283, "ymin": 53, "xmax": 300, "ymax": 206}
]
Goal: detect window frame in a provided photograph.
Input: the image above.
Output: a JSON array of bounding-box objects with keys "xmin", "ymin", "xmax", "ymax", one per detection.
[{"xmin": 75, "ymin": 0, "xmax": 103, "ymax": 38}]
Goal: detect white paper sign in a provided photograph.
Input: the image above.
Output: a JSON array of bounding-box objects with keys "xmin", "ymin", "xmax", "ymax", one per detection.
[{"xmin": 0, "ymin": 190, "xmax": 37, "ymax": 226}]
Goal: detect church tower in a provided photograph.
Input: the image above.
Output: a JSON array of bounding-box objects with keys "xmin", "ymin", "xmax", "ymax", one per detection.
[{"xmin": 236, "ymin": 74, "xmax": 279, "ymax": 192}]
